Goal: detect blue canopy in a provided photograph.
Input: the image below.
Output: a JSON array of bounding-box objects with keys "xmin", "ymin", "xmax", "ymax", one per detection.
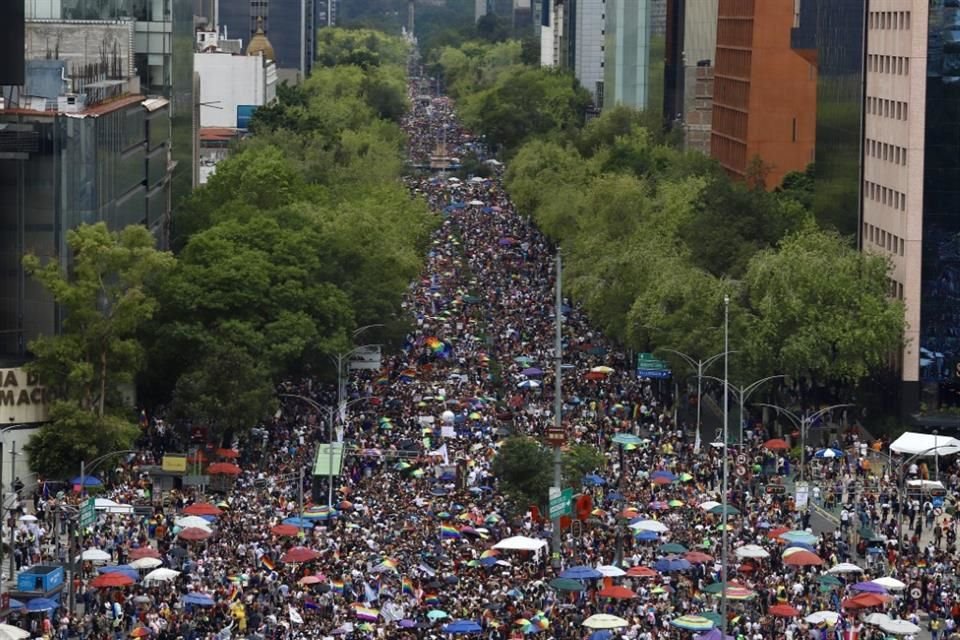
[
  {"xmin": 70, "ymin": 475, "xmax": 102, "ymax": 487},
  {"xmin": 654, "ymin": 557, "xmax": 692, "ymax": 573},
  {"xmin": 26, "ymin": 598, "xmax": 58, "ymax": 612},
  {"xmin": 559, "ymin": 565, "xmax": 602, "ymax": 580},
  {"xmin": 583, "ymin": 474, "xmax": 606, "ymax": 486},
  {"xmin": 442, "ymin": 620, "xmax": 482, "ymax": 634},
  {"xmin": 183, "ymin": 592, "xmax": 215, "ymax": 607},
  {"xmin": 281, "ymin": 517, "xmax": 313, "ymax": 529}
]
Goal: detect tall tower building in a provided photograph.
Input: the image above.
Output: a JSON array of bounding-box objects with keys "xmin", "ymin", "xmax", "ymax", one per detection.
[
  {"xmin": 219, "ymin": 0, "xmax": 315, "ymax": 82},
  {"xmin": 603, "ymin": 0, "xmax": 668, "ymax": 117}
]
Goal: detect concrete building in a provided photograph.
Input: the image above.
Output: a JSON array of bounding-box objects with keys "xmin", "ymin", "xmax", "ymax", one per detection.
[
  {"xmin": 573, "ymin": 0, "xmax": 606, "ymax": 103},
  {"xmin": 218, "ymin": 0, "xmax": 315, "ymax": 82},
  {"xmin": 684, "ymin": 62, "xmax": 714, "ymax": 154},
  {"xmin": 603, "ymin": 0, "xmax": 668, "ymax": 117},
  {"xmin": 710, "ymin": 0, "xmax": 816, "ymax": 187},
  {"xmin": 540, "ymin": 1, "xmax": 563, "ymax": 68},
  {"xmin": 194, "ymin": 30, "xmax": 277, "ymax": 129},
  {"xmin": 663, "ymin": 0, "xmax": 718, "ymax": 148}
]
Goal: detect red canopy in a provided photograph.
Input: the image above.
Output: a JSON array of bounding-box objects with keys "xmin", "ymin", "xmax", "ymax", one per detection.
[
  {"xmin": 129, "ymin": 547, "xmax": 161, "ymax": 560},
  {"xmin": 281, "ymin": 546, "xmax": 320, "ymax": 563},
  {"xmin": 598, "ymin": 586, "xmax": 637, "ymax": 599},
  {"xmin": 769, "ymin": 604, "xmax": 800, "ymax": 617},
  {"xmin": 214, "ymin": 448, "xmax": 240, "ymax": 459},
  {"xmin": 767, "ymin": 526, "xmax": 791, "ymax": 539},
  {"xmin": 178, "ymin": 527, "xmax": 212, "ymax": 541},
  {"xmin": 684, "ymin": 551, "xmax": 714, "ymax": 564},
  {"xmin": 271, "ymin": 524, "xmax": 300, "ymax": 537},
  {"xmin": 208, "ymin": 462, "xmax": 242, "ymax": 476},
  {"xmin": 183, "ymin": 502, "xmax": 222, "ymax": 517},
  {"xmin": 626, "ymin": 566, "xmax": 657, "ymax": 578},
  {"xmin": 91, "ymin": 572, "xmax": 135, "ymax": 588},
  {"xmin": 763, "ymin": 439, "xmax": 790, "ymax": 451},
  {"xmin": 782, "ymin": 551, "xmax": 823, "ymax": 566},
  {"xmin": 842, "ymin": 593, "xmax": 889, "ymax": 609}
]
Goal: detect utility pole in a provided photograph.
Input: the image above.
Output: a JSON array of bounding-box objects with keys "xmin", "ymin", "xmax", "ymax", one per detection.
[
  {"xmin": 551, "ymin": 252, "xmax": 563, "ymax": 570},
  {"xmin": 8, "ymin": 442, "xmax": 15, "ymax": 583},
  {"xmin": 720, "ymin": 296, "xmax": 730, "ymax": 634},
  {"xmin": 298, "ymin": 465, "xmax": 305, "ymax": 517}
]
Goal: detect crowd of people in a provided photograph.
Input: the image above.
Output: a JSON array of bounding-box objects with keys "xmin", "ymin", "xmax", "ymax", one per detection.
[{"xmin": 4, "ymin": 70, "xmax": 960, "ymax": 640}]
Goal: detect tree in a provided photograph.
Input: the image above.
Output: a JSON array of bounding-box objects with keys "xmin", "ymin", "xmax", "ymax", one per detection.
[
  {"xmin": 563, "ymin": 444, "xmax": 605, "ymax": 483},
  {"xmin": 490, "ymin": 437, "xmax": 552, "ymax": 511},
  {"xmin": 741, "ymin": 227, "xmax": 905, "ymax": 385},
  {"xmin": 22, "ymin": 223, "xmax": 173, "ymax": 479}
]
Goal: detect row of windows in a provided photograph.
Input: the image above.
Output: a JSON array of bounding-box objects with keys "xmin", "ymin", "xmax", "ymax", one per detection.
[
  {"xmin": 713, "ymin": 105, "xmax": 748, "ymax": 141},
  {"xmin": 718, "ymin": 0, "xmax": 754, "ymax": 18},
  {"xmin": 865, "ymin": 137, "xmax": 908, "ymax": 166},
  {"xmin": 865, "ymin": 180, "xmax": 907, "ymax": 212},
  {"xmin": 864, "ymin": 222, "xmax": 905, "ymax": 257},
  {"xmin": 715, "ymin": 48, "xmax": 751, "ymax": 79},
  {"xmin": 716, "ymin": 19, "xmax": 754, "ymax": 49},
  {"xmin": 888, "ymin": 278, "xmax": 904, "ymax": 300},
  {"xmin": 713, "ymin": 77, "xmax": 750, "ymax": 110},
  {"xmin": 866, "ymin": 96, "xmax": 909, "ymax": 121},
  {"xmin": 867, "ymin": 54, "xmax": 910, "ymax": 76},
  {"xmin": 868, "ymin": 10, "xmax": 910, "ymax": 30}
]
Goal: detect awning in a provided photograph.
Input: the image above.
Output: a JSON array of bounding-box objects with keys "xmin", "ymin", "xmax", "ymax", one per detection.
[{"xmin": 889, "ymin": 431, "xmax": 960, "ymax": 456}]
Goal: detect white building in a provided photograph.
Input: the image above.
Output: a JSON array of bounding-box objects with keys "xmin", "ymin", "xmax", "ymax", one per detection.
[
  {"xmin": 574, "ymin": 0, "xmax": 606, "ymax": 102},
  {"xmin": 540, "ymin": 1, "xmax": 563, "ymax": 67},
  {"xmin": 194, "ymin": 45, "xmax": 277, "ymax": 129}
]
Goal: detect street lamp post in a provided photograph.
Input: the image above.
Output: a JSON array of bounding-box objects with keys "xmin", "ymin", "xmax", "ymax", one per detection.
[
  {"xmin": 753, "ymin": 403, "xmax": 854, "ymax": 482},
  {"xmin": 701, "ymin": 375, "xmax": 786, "ymax": 445},
  {"xmin": 720, "ymin": 295, "xmax": 730, "ymax": 635},
  {"xmin": 0, "ymin": 425, "xmax": 20, "ymax": 581},
  {"xmin": 335, "ymin": 324, "xmax": 385, "ymax": 427},
  {"xmin": 659, "ymin": 349, "xmax": 732, "ymax": 443}
]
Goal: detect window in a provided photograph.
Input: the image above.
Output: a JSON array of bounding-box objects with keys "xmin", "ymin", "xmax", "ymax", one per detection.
[{"xmin": 792, "ymin": 117, "xmax": 797, "ymax": 142}]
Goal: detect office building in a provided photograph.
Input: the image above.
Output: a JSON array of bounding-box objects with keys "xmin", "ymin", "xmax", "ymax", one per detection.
[
  {"xmin": 218, "ymin": 0, "xmax": 315, "ymax": 82},
  {"xmin": 0, "ymin": 21, "xmax": 172, "ymax": 359},
  {"xmin": 573, "ymin": 0, "xmax": 606, "ymax": 103},
  {"xmin": 603, "ymin": 0, "xmax": 668, "ymax": 117},
  {"xmin": 710, "ymin": 0, "xmax": 816, "ymax": 187},
  {"xmin": 663, "ymin": 0, "xmax": 718, "ymax": 149}
]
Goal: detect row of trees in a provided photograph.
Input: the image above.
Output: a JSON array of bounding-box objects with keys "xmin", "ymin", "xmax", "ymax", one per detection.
[{"xmin": 23, "ymin": 30, "xmax": 433, "ymax": 478}]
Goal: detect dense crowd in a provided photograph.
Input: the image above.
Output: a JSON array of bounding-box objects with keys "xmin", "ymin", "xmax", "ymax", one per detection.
[{"xmin": 4, "ymin": 72, "xmax": 960, "ymax": 640}]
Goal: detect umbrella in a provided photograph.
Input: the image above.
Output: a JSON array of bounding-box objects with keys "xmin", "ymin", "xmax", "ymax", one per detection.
[
  {"xmin": 207, "ymin": 462, "xmax": 242, "ymax": 475},
  {"xmin": 654, "ymin": 557, "xmax": 691, "ymax": 572},
  {"xmin": 598, "ymin": 586, "xmax": 636, "ymax": 599},
  {"xmin": 582, "ymin": 614, "xmax": 629, "ymax": 629},
  {"xmin": 670, "ymin": 615, "xmax": 716, "ymax": 632},
  {"xmin": 178, "ymin": 527, "xmax": 212, "ymax": 542},
  {"xmin": 709, "ymin": 504, "xmax": 739, "ymax": 516},
  {"xmin": 80, "ymin": 548, "xmax": 111, "ymax": 562},
  {"xmin": 595, "ymin": 565, "xmax": 626, "ymax": 577},
  {"xmin": 71, "ymin": 475, "xmax": 102, "ymax": 487},
  {"xmin": 18, "ymin": 515, "xmax": 37, "ymax": 523},
  {"xmin": 871, "ymin": 576, "xmax": 906, "ymax": 591},
  {"xmin": 521, "ymin": 367, "xmax": 543, "ymax": 377},
  {"xmin": 183, "ymin": 502, "xmax": 222, "ymax": 517},
  {"xmin": 684, "ymin": 551, "xmax": 714, "ymax": 564},
  {"xmin": 427, "ymin": 610, "xmax": 449, "ymax": 620},
  {"xmin": 804, "ymin": 611, "xmax": 839, "ymax": 625},
  {"xmin": 630, "ymin": 520, "xmax": 668, "ymax": 533},
  {"xmin": 0, "ymin": 624, "xmax": 30, "ymax": 640},
  {"xmin": 782, "ymin": 550, "xmax": 823, "ymax": 566},
  {"xmin": 722, "ymin": 586, "xmax": 757, "ymax": 600},
  {"xmin": 559, "ymin": 566, "xmax": 602, "ymax": 580},
  {"xmin": 851, "ymin": 581, "xmax": 888, "ymax": 594},
  {"xmin": 143, "ymin": 568, "xmax": 180, "ymax": 583},
  {"xmin": 864, "ymin": 613, "xmax": 891, "ymax": 626},
  {"xmin": 25, "ymin": 599, "xmax": 58, "ymax": 612},
  {"xmin": 634, "ymin": 530, "xmax": 658, "ymax": 541},
  {"xmin": 734, "ymin": 545, "xmax": 770, "ymax": 559},
  {"xmin": 583, "ymin": 474, "xmax": 606, "ymax": 486},
  {"xmin": 91, "ymin": 573, "xmax": 135, "ymax": 588},
  {"xmin": 282, "ymin": 546, "xmax": 320, "ymax": 563},
  {"xmin": 590, "ymin": 366, "xmax": 614, "ymax": 374},
  {"xmin": 174, "ymin": 516, "xmax": 213, "ymax": 530},
  {"xmin": 699, "ymin": 501, "xmax": 721, "ymax": 511},
  {"xmin": 657, "ymin": 543, "xmax": 687, "ymax": 554},
  {"xmin": 626, "ymin": 566, "xmax": 657, "ymax": 578},
  {"xmin": 517, "ymin": 380, "xmax": 541, "ymax": 389},
  {"xmin": 271, "ymin": 524, "xmax": 300, "ymax": 537},
  {"xmin": 302, "ymin": 505, "xmax": 339, "ymax": 520},
  {"xmin": 827, "ymin": 562, "xmax": 864, "ymax": 574},
  {"xmin": 611, "ymin": 433, "xmax": 642, "ymax": 446},
  {"xmin": 650, "ymin": 470, "xmax": 676, "ymax": 482},
  {"xmin": 769, "ymin": 604, "xmax": 800, "ymax": 617},
  {"xmin": 814, "ymin": 448, "xmax": 844, "ymax": 458},
  {"xmin": 128, "ymin": 557, "xmax": 162, "ymax": 570},
  {"xmin": 779, "ymin": 530, "xmax": 818, "ymax": 545},
  {"xmin": 842, "ymin": 593, "xmax": 889, "ymax": 609},
  {"xmin": 282, "ymin": 517, "xmax": 314, "ymax": 529},
  {"xmin": 129, "ymin": 627, "xmax": 151, "ymax": 638},
  {"xmin": 6, "ymin": 600, "xmax": 24, "ymax": 611},
  {"xmin": 299, "ymin": 575, "xmax": 325, "ymax": 585},
  {"xmin": 182, "ymin": 592, "xmax": 215, "ymax": 607},
  {"xmin": 441, "ymin": 620, "xmax": 482, "ymax": 634},
  {"xmin": 703, "ymin": 582, "xmax": 743, "ymax": 594},
  {"xmin": 817, "ymin": 575, "xmax": 842, "ymax": 586},
  {"xmin": 214, "ymin": 448, "xmax": 239, "ymax": 458},
  {"xmin": 763, "ymin": 439, "xmax": 789, "ymax": 451},
  {"xmin": 129, "ymin": 547, "xmax": 161, "ymax": 561}
]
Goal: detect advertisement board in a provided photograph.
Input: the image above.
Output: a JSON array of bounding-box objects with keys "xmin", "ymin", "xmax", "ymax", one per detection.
[{"xmin": 0, "ymin": 368, "xmax": 51, "ymax": 424}]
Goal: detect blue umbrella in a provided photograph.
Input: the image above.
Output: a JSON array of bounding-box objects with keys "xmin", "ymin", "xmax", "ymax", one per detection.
[
  {"xmin": 7, "ymin": 599, "xmax": 24, "ymax": 610},
  {"xmin": 26, "ymin": 598, "xmax": 58, "ymax": 612},
  {"xmin": 282, "ymin": 517, "xmax": 314, "ymax": 530},
  {"xmin": 98, "ymin": 565, "xmax": 134, "ymax": 574},
  {"xmin": 70, "ymin": 475, "xmax": 102, "ymax": 487},
  {"xmin": 559, "ymin": 566, "xmax": 602, "ymax": 580},
  {"xmin": 650, "ymin": 470, "xmax": 676, "ymax": 482},
  {"xmin": 635, "ymin": 530, "xmax": 659, "ymax": 541},
  {"xmin": 814, "ymin": 448, "xmax": 844, "ymax": 459},
  {"xmin": 442, "ymin": 620, "xmax": 483, "ymax": 634},
  {"xmin": 521, "ymin": 367, "xmax": 544, "ymax": 377},
  {"xmin": 606, "ymin": 491, "xmax": 625, "ymax": 502},
  {"xmin": 589, "ymin": 632, "xmax": 613, "ymax": 640},
  {"xmin": 583, "ymin": 474, "xmax": 606, "ymax": 487},
  {"xmin": 654, "ymin": 557, "xmax": 692, "ymax": 573},
  {"xmin": 182, "ymin": 592, "xmax": 215, "ymax": 607}
]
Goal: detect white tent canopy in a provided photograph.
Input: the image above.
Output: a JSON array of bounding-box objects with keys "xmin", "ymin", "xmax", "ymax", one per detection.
[
  {"xmin": 492, "ymin": 536, "xmax": 548, "ymax": 552},
  {"xmin": 889, "ymin": 431, "xmax": 960, "ymax": 456}
]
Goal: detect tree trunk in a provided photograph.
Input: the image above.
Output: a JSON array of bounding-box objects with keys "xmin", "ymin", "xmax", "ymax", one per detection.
[{"xmin": 98, "ymin": 347, "xmax": 107, "ymax": 418}]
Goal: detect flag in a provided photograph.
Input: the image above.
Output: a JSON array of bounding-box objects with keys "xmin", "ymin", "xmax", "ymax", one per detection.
[
  {"xmin": 260, "ymin": 556, "xmax": 275, "ymax": 572},
  {"xmin": 227, "ymin": 585, "xmax": 239, "ymax": 602},
  {"xmin": 331, "ymin": 579, "xmax": 344, "ymax": 594},
  {"xmin": 354, "ymin": 606, "xmax": 379, "ymax": 622},
  {"xmin": 417, "ymin": 562, "xmax": 436, "ymax": 577},
  {"xmin": 423, "ymin": 593, "xmax": 440, "ymax": 606},
  {"xmin": 694, "ymin": 425, "xmax": 701, "ymax": 454},
  {"xmin": 430, "ymin": 443, "xmax": 450, "ymax": 464},
  {"xmin": 288, "ymin": 605, "xmax": 303, "ymax": 624},
  {"xmin": 440, "ymin": 524, "xmax": 461, "ymax": 540},
  {"xmin": 363, "ymin": 581, "xmax": 379, "ymax": 604},
  {"xmin": 401, "ymin": 576, "xmax": 414, "ymax": 598}
]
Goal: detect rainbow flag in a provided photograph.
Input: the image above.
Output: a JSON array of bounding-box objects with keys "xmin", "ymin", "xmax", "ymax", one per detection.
[
  {"xmin": 331, "ymin": 579, "xmax": 344, "ymax": 594},
  {"xmin": 260, "ymin": 556, "xmax": 275, "ymax": 572},
  {"xmin": 354, "ymin": 606, "xmax": 379, "ymax": 622},
  {"xmin": 423, "ymin": 593, "xmax": 440, "ymax": 606},
  {"xmin": 440, "ymin": 524, "xmax": 461, "ymax": 540},
  {"xmin": 401, "ymin": 577, "xmax": 414, "ymax": 597},
  {"xmin": 227, "ymin": 585, "xmax": 240, "ymax": 602}
]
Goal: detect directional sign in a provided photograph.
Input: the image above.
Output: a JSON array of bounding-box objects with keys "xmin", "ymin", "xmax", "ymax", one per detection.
[
  {"xmin": 548, "ymin": 487, "xmax": 573, "ymax": 519},
  {"xmin": 79, "ymin": 497, "xmax": 96, "ymax": 528},
  {"xmin": 636, "ymin": 353, "xmax": 671, "ymax": 379}
]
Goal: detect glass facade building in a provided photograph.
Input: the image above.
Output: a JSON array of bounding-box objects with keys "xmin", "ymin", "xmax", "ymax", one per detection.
[
  {"xmin": 218, "ymin": 0, "xmax": 315, "ymax": 75},
  {"xmin": 603, "ymin": 0, "xmax": 666, "ymax": 118}
]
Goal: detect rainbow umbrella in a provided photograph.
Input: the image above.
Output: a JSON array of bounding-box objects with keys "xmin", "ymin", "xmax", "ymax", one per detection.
[
  {"xmin": 671, "ymin": 615, "xmax": 715, "ymax": 632},
  {"xmin": 723, "ymin": 586, "xmax": 757, "ymax": 601},
  {"xmin": 668, "ymin": 500, "xmax": 684, "ymax": 507},
  {"xmin": 302, "ymin": 506, "xmax": 338, "ymax": 521}
]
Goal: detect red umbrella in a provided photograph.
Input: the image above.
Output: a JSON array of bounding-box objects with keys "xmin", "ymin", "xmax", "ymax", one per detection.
[
  {"xmin": 769, "ymin": 604, "xmax": 800, "ymax": 617},
  {"xmin": 767, "ymin": 526, "xmax": 791, "ymax": 539},
  {"xmin": 91, "ymin": 572, "xmax": 135, "ymax": 588},
  {"xmin": 684, "ymin": 551, "xmax": 714, "ymax": 564},
  {"xmin": 183, "ymin": 502, "xmax": 222, "ymax": 517},
  {"xmin": 208, "ymin": 462, "xmax": 242, "ymax": 476},
  {"xmin": 626, "ymin": 566, "xmax": 657, "ymax": 578},
  {"xmin": 215, "ymin": 448, "xmax": 240, "ymax": 459},
  {"xmin": 842, "ymin": 593, "xmax": 889, "ymax": 609},
  {"xmin": 763, "ymin": 439, "xmax": 790, "ymax": 451},
  {"xmin": 271, "ymin": 524, "xmax": 300, "ymax": 537},
  {"xmin": 281, "ymin": 546, "xmax": 320, "ymax": 563},
  {"xmin": 782, "ymin": 551, "xmax": 823, "ymax": 566},
  {"xmin": 651, "ymin": 476, "xmax": 672, "ymax": 485},
  {"xmin": 129, "ymin": 547, "xmax": 161, "ymax": 560},
  {"xmin": 598, "ymin": 585, "xmax": 636, "ymax": 599},
  {"xmin": 178, "ymin": 527, "xmax": 212, "ymax": 542},
  {"xmin": 299, "ymin": 575, "xmax": 325, "ymax": 585},
  {"xmin": 584, "ymin": 371, "xmax": 607, "ymax": 381}
]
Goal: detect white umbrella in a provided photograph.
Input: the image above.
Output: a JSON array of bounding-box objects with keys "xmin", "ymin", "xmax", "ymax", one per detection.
[
  {"xmin": 18, "ymin": 515, "xmax": 37, "ymax": 523},
  {"xmin": 595, "ymin": 565, "xmax": 626, "ymax": 577},
  {"xmin": 871, "ymin": 576, "xmax": 906, "ymax": 591},
  {"xmin": 734, "ymin": 544, "xmax": 770, "ymax": 559},
  {"xmin": 79, "ymin": 548, "xmax": 111, "ymax": 563},
  {"xmin": 0, "ymin": 623, "xmax": 30, "ymax": 640},
  {"xmin": 143, "ymin": 568, "xmax": 181, "ymax": 583},
  {"xmin": 129, "ymin": 557, "xmax": 163, "ymax": 570},
  {"xmin": 826, "ymin": 562, "xmax": 864, "ymax": 574},
  {"xmin": 174, "ymin": 516, "xmax": 213, "ymax": 530},
  {"xmin": 699, "ymin": 501, "xmax": 721, "ymax": 511},
  {"xmin": 447, "ymin": 177, "xmax": 461, "ymax": 182},
  {"xmin": 492, "ymin": 536, "xmax": 548, "ymax": 552},
  {"xmin": 879, "ymin": 619, "xmax": 921, "ymax": 635},
  {"xmin": 468, "ymin": 199, "xmax": 485, "ymax": 206},
  {"xmin": 804, "ymin": 611, "xmax": 839, "ymax": 625},
  {"xmin": 629, "ymin": 520, "xmax": 669, "ymax": 533},
  {"xmin": 863, "ymin": 613, "xmax": 891, "ymax": 625},
  {"xmin": 582, "ymin": 614, "xmax": 629, "ymax": 629}
]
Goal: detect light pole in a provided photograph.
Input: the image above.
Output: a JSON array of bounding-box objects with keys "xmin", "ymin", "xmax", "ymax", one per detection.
[
  {"xmin": 0, "ymin": 425, "xmax": 20, "ymax": 580},
  {"xmin": 334, "ymin": 323, "xmax": 384, "ymax": 427},
  {"xmin": 659, "ymin": 349, "xmax": 732, "ymax": 443},
  {"xmin": 551, "ymin": 252, "xmax": 563, "ymax": 570},
  {"xmin": 701, "ymin": 375, "xmax": 785, "ymax": 444},
  {"xmin": 753, "ymin": 403, "xmax": 854, "ymax": 482},
  {"xmin": 720, "ymin": 296, "xmax": 731, "ymax": 634}
]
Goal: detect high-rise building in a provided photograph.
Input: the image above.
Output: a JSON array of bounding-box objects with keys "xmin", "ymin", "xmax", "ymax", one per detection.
[
  {"xmin": 572, "ymin": 0, "xmax": 606, "ymax": 103},
  {"xmin": 219, "ymin": 0, "xmax": 315, "ymax": 82},
  {"xmin": 603, "ymin": 0, "xmax": 668, "ymax": 117},
  {"xmin": 710, "ymin": 0, "xmax": 816, "ymax": 187},
  {"xmin": 663, "ymin": 0, "xmax": 718, "ymax": 148}
]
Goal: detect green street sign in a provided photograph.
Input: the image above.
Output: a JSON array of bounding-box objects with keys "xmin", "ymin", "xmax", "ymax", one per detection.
[
  {"xmin": 79, "ymin": 497, "xmax": 96, "ymax": 528},
  {"xmin": 548, "ymin": 487, "xmax": 573, "ymax": 519}
]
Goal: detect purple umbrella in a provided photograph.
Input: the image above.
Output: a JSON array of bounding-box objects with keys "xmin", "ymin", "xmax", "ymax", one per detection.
[
  {"xmin": 498, "ymin": 237, "xmax": 517, "ymax": 246},
  {"xmin": 522, "ymin": 367, "xmax": 543, "ymax": 377},
  {"xmin": 851, "ymin": 581, "xmax": 888, "ymax": 594},
  {"xmin": 695, "ymin": 630, "xmax": 734, "ymax": 640}
]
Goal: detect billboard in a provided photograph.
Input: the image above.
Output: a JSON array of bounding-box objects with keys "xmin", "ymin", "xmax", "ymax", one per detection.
[
  {"xmin": 0, "ymin": 368, "xmax": 51, "ymax": 424},
  {"xmin": 237, "ymin": 105, "xmax": 258, "ymax": 130}
]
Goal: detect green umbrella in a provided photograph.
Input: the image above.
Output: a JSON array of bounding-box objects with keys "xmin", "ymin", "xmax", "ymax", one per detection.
[
  {"xmin": 548, "ymin": 578, "xmax": 585, "ymax": 592},
  {"xmin": 709, "ymin": 504, "xmax": 740, "ymax": 516},
  {"xmin": 611, "ymin": 433, "xmax": 643, "ymax": 447},
  {"xmin": 703, "ymin": 582, "xmax": 733, "ymax": 594},
  {"xmin": 427, "ymin": 610, "xmax": 449, "ymax": 620},
  {"xmin": 658, "ymin": 543, "xmax": 688, "ymax": 554},
  {"xmin": 701, "ymin": 612, "xmax": 723, "ymax": 626},
  {"xmin": 817, "ymin": 575, "xmax": 842, "ymax": 586}
]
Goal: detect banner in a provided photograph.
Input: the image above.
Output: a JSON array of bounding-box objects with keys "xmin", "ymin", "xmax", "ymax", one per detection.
[
  {"xmin": 313, "ymin": 443, "xmax": 346, "ymax": 477},
  {"xmin": 0, "ymin": 368, "xmax": 51, "ymax": 424}
]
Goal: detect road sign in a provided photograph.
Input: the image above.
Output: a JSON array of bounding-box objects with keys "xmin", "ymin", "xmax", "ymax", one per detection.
[
  {"xmin": 636, "ymin": 353, "xmax": 671, "ymax": 379},
  {"xmin": 765, "ymin": 484, "xmax": 786, "ymax": 495},
  {"xmin": 548, "ymin": 487, "xmax": 573, "ymax": 519},
  {"xmin": 79, "ymin": 497, "xmax": 96, "ymax": 528},
  {"xmin": 545, "ymin": 428, "xmax": 566, "ymax": 446},
  {"xmin": 795, "ymin": 481, "xmax": 810, "ymax": 508}
]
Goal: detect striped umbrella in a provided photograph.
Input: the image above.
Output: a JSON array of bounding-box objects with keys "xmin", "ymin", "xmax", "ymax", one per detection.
[{"xmin": 670, "ymin": 615, "xmax": 716, "ymax": 632}]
